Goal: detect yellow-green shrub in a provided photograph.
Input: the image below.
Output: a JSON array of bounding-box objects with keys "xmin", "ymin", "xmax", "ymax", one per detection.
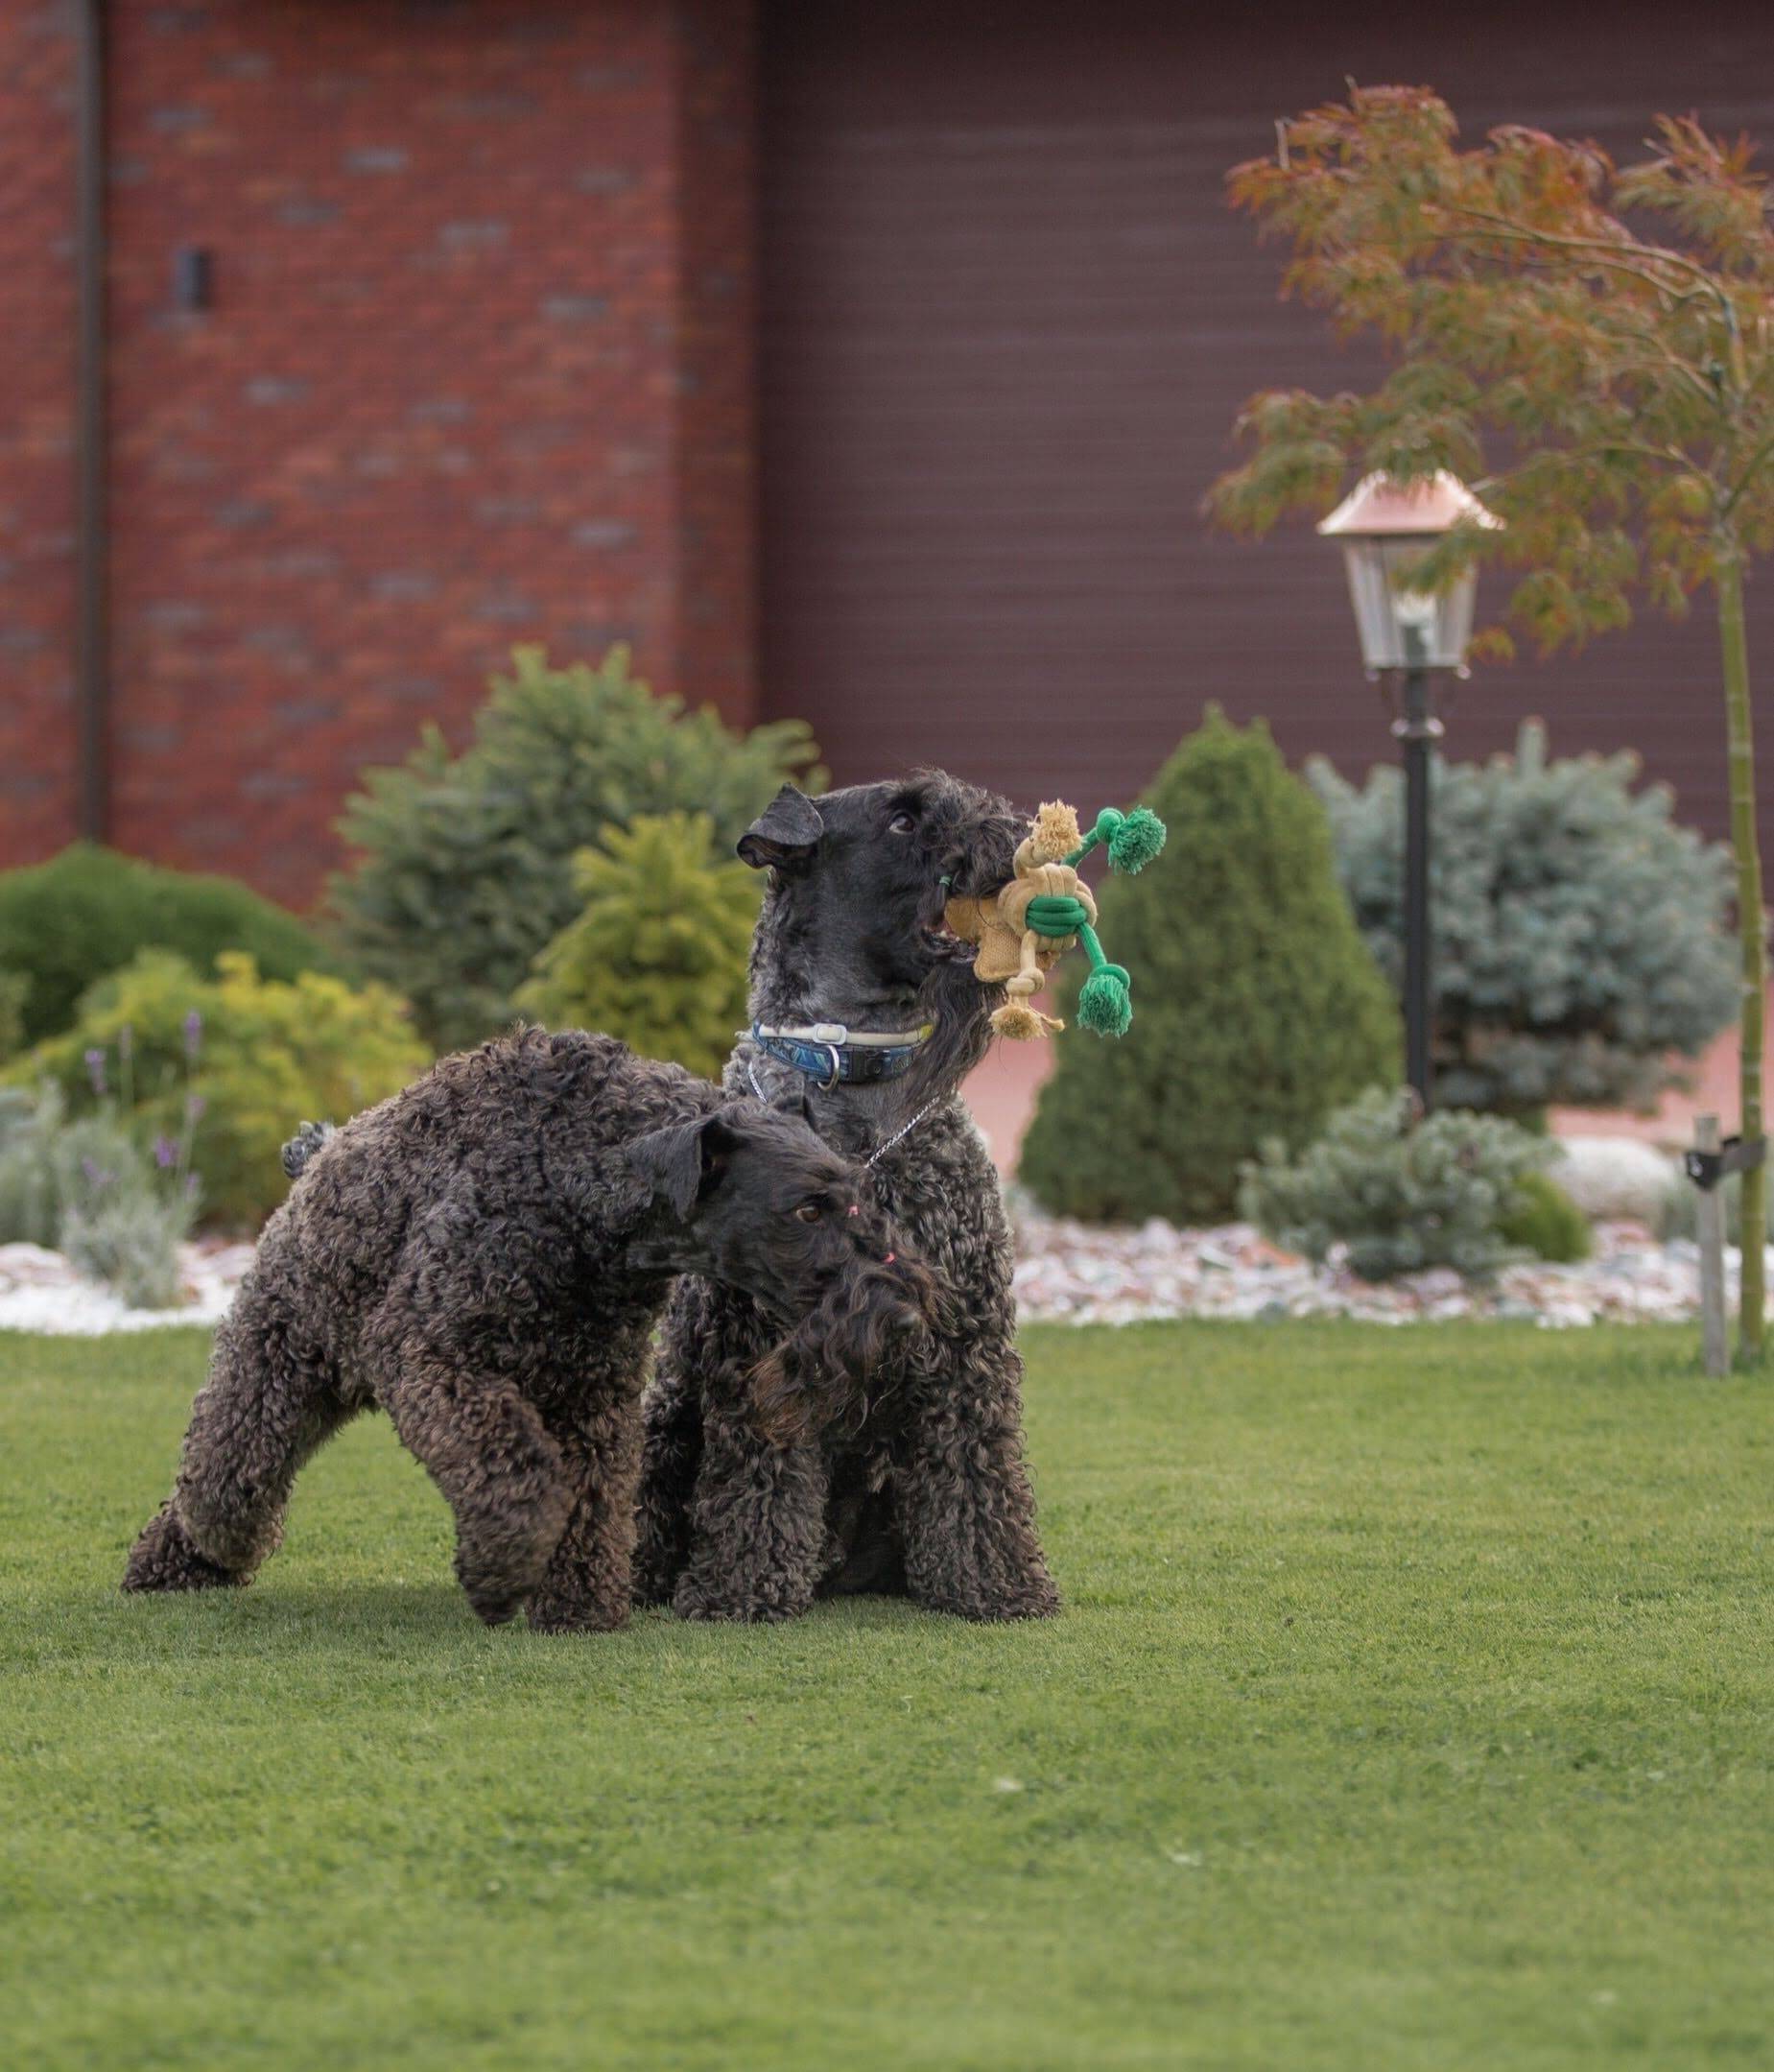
[
  {"xmin": 516, "ymin": 812, "xmax": 758, "ymax": 1080},
  {"xmin": 10, "ymin": 950, "xmax": 429, "ymax": 1231}
]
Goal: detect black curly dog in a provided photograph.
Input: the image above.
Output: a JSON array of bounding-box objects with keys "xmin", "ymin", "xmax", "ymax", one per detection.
[
  {"xmin": 122, "ymin": 1030, "xmax": 933, "ymax": 1631},
  {"xmin": 634, "ymin": 771, "xmax": 1062, "ymax": 1624}
]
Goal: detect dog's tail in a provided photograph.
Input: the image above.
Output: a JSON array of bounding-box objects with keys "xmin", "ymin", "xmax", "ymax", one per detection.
[{"xmin": 280, "ymin": 1119, "xmax": 337, "ymax": 1180}]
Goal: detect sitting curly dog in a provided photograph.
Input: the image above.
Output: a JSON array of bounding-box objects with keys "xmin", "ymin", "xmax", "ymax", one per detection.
[{"xmin": 123, "ymin": 1028, "xmax": 932, "ymax": 1631}]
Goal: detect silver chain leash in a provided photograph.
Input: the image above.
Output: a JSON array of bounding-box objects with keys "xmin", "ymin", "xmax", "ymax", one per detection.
[
  {"xmin": 746, "ymin": 1057, "xmax": 938, "ymax": 1169},
  {"xmin": 863, "ymin": 1095, "xmax": 941, "ymax": 1169}
]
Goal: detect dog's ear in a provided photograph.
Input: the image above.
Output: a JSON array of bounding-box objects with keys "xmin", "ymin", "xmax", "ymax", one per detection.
[
  {"xmin": 770, "ymin": 1084, "xmax": 818, "ymax": 1128},
  {"xmin": 627, "ymin": 1112, "xmax": 739, "ymax": 1221},
  {"xmin": 738, "ymin": 785, "xmax": 824, "ymax": 872}
]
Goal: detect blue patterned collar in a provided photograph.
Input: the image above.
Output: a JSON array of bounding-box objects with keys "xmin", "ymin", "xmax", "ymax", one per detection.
[{"xmin": 750, "ymin": 1020, "xmax": 934, "ymax": 1090}]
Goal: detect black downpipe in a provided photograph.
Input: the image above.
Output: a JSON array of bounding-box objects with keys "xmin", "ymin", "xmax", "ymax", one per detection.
[{"xmin": 74, "ymin": 0, "xmax": 108, "ymax": 843}]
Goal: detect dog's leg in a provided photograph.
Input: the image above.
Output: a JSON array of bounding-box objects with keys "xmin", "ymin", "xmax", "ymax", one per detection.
[
  {"xmin": 674, "ymin": 1403, "xmax": 830, "ymax": 1624},
  {"xmin": 123, "ymin": 1282, "xmax": 347, "ymax": 1592},
  {"xmin": 525, "ymin": 1402, "xmax": 642, "ymax": 1634},
  {"xmin": 893, "ymin": 1328, "xmax": 1060, "ymax": 1622},
  {"xmin": 384, "ymin": 1367, "xmax": 571, "ymax": 1627},
  {"xmin": 631, "ymin": 1346, "xmax": 703, "ymax": 1608}
]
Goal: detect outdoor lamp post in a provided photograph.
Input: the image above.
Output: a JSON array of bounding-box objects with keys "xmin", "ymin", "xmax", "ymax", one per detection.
[{"xmin": 1317, "ymin": 470, "xmax": 1503, "ymax": 1107}]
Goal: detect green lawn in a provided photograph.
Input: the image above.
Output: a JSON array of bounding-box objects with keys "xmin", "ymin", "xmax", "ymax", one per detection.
[{"xmin": 2, "ymin": 1323, "xmax": 1770, "ymax": 2071}]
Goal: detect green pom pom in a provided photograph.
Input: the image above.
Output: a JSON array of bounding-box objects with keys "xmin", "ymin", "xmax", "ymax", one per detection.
[
  {"xmin": 1107, "ymin": 806, "xmax": 1166, "ymax": 874},
  {"xmin": 1076, "ymin": 963, "xmax": 1133, "ymax": 1036}
]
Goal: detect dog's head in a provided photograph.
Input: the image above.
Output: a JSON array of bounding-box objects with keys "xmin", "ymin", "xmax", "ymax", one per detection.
[
  {"xmin": 738, "ymin": 771, "xmax": 1027, "ymax": 1084},
  {"xmin": 625, "ymin": 1100, "xmax": 942, "ymax": 1437}
]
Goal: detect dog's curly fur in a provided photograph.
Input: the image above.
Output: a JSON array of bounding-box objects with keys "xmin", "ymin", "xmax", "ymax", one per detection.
[
  {"xmin": 634, "ymin": 770, "xmax": 1061, "ymax": 1624},
  {"xmin": 122, "ymin": 1029, "xmax": 928, "ymax": 1631}
]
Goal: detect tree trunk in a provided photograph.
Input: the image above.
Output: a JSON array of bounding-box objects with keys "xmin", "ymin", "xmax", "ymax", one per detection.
[{"xmin": 1715, "ymin": 548, "xmax": 1766, "ymax": 1364}]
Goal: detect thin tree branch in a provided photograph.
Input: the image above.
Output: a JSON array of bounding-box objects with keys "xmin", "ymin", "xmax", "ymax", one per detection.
[{"xmin": 1430, "ymin": 203, "xmax": 1732, "ymax": 310}]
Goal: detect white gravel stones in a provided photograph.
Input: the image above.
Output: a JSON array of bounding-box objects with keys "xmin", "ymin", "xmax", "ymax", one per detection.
[
  {"xmin": 1006, "ymin": 1203, "xmax": 1761, "ymax": 1329},
  {"xmin": 0, "ymin": 1211, "xmax": 1759, "ymax": 1336},
  {"xmin": 0, "ymin": 1239, "xmax": 254, "ymax": 1336},
  {"xmin": 1548, "ymin": 1137, "xmax": 1683, "ymax": 1224}
]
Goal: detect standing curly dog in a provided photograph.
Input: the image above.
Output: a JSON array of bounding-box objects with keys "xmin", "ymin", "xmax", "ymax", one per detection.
[
  {"xmin": 123, "ymin": 1029, "xmax": 933, "ymax": 1631},
  {"xmin": 634, "ymin": 771, "xmax": 1062, "ymax": 1624}
]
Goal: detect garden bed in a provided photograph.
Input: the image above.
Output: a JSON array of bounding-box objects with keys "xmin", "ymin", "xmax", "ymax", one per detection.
[
  {"xmin": 1010, "ymin": 1205, "xmax": 1751, "ymax": 1329},
  {"xmin": 0, "ymin": 1215, "xmax": 1756, "ymax": 1335}
]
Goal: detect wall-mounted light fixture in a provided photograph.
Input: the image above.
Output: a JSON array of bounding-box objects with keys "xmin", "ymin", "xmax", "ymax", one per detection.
[{"xmin": 173, "ymin": 245, "xmax": 214, "ymax": 313}]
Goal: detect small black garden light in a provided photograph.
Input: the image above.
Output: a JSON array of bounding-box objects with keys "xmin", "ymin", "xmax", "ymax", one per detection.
[{"xmin": 1317, "ymin": 470, "xmax": 1502, "ymax": 1107}]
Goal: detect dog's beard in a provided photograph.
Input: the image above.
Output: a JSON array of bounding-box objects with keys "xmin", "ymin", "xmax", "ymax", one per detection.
[{"xmin": 745, "ymin": 1257, "xmax": 948, "ymax": 1446}]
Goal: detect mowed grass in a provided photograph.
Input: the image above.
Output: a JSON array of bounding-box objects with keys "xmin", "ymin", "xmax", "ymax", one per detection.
[{"xmin": 2, "ymin": 1324, "xmax": 1770, "ymax": 2071}]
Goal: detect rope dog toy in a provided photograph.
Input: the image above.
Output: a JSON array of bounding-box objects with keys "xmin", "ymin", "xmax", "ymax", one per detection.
[{"xmin": 944, "ymin": 800, "xmax": 1166, "ymax": 1040}]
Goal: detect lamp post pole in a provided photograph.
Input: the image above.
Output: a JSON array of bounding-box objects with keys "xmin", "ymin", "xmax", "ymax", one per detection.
[
  {"xmin": 1315, "ymin": 470, "xmax": 1502, "ymax": 1116},
  {"xmin": 1394, "ymin": 663, "xmax": 1436, "ymax": 1107}
]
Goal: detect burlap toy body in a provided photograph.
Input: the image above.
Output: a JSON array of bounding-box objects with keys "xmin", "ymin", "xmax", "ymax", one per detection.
[{"xmin": 944, "ymin": 798, "xmax": 1164, "ymax": 1041}]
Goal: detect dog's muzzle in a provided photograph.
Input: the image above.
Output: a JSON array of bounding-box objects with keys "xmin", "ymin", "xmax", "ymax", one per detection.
[{"xmin": 745, "ymin": 1253, "xmax": 942, "ymax": 1445}]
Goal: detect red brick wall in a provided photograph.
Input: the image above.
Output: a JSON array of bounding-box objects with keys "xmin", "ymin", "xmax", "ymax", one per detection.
[
  {"xmin": 0, "ymin": 0, "xmax": 758, "ymax": 908},
  {"xmin": 0, "ymin": 1, "xmax": 80, "ymax": 863}
]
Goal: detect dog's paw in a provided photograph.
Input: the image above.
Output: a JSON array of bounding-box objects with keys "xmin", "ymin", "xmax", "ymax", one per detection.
[
  {"xmin": 525, "ymin": 1597, "xmax": 628, "ymax": 1635},
  {"xmin": 120, "ymin": 1507, "xmax": 245, "ymax": 1593},
  {"xmin": 919, "ymin": 1579, "xmax": 1062, "ymax": 1622},
  {"xmin": 673, "ymin": 1579, "xmax": 802, "ymax": 1624},
  {"xmin": 460, "ymin": 1579, "xmax": 528, "ymax": 1627}
]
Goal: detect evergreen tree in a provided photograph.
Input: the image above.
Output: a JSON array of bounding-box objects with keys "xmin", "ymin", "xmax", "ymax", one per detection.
[
  {"xmin": 330, "ymin": 646, "xmax": 821, "ymax": 1050},
  {"xmin": 516, "ymin": 814, "xmax": 758, "ymax": 1081},
  {"xmin": 1019, "ymin": 711, "xmax": 1400, "ymax": 1224}
]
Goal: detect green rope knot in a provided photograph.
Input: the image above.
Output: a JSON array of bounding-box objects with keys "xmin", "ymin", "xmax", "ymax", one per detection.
[{"xmin": 1024, "ymin": 893, "xmax": 1093, "ymax": 939}]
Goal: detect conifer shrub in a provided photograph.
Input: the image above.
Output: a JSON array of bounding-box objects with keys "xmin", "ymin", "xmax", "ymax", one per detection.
[
  {"xmin": 12, "ymin": 951, "xmax": 428, "ymax": 1231},
  {"xmin": 1240, "ymin": 1087, "xmax": 1551, "ymax": 1280},
  {"xmin": 1018, "ymin": 710, "xmax": 1401, "ymax": 1224},
  {"xmin": 0, "ymin": 845, "xmax": 339, "ymax": 1047},
  {"xmin": 329, "ymin": 645, "xmax": 823, "ymax": 1050},
  {"xmin": 1496, "ymin": 1169, "xmax": 1593, "ymax": 1264},
  {"xmin": 1311, "ymin": 721, "xmax": 1738, "ymax": 1116},
  {"xmin": 515, "ymin": 813, "xmax": 759, "ymax": 1079}
]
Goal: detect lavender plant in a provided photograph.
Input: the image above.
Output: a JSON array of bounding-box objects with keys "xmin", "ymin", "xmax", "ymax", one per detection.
[{"xmin": 0, "ymin": 1022, "xmax": 203, "ymax": 1310}]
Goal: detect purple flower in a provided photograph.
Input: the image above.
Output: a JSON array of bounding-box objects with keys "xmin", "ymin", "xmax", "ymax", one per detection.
[
  {"xmin": 83, "ymin": 1047, "xmax": 106, "ymax": 1097},
  {"xmin": 80, "ymin": 1155, "xmax": 114, "ymax": 1191},
  {"xmin": 182, "ymin": 1009, "xmax": 203, "ymax": 1061},
  {"xmin": 185, "ymin": 1173, "xmax": 201, "ymax": 1199},
  {"xmin": 185, "ymin": 1092, "xmax": 206, "ymax": 1125},
  {"xmin": 154, "ymin": 1134, "xmax": 178, "ymax": 1169}
]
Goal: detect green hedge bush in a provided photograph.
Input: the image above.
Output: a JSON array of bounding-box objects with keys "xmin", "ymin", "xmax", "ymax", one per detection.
[
  {"xmin": 329, "ymin": 645, "xmax": 823, "ymax": 1051},
  {"xmin": 516, "ymin": 813, "xmax": 758, "ymax": 1080},
  {"xmin": 1019, "ymin": 710, "xmax": 1401, "ymax": 1224},
  {"xmin": 1240, "ymin": 1087, "xmax": 1552, "ymax": 1280},
  {"xmin": 1496, "ymin": 1168, "xmax": 1593, "ymax": 1264},
  {"xmin": 11, "ymin": 951, "xmax": 428, "ymax": 1231},
  {"xmin": 0, "ymin": 845, "xmax": 341, "ymax": 1047},
  {"xmin": 1311, "ymin": 720, "xmax": 1738, "ymax": 1116}
]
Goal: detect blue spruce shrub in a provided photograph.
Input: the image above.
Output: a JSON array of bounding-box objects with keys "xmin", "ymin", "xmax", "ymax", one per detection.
[
  {"xmin": 1311, "ymin": 720, "xmax": 1738, "ymax": 1116},
  {"xmin": 1241, "ymin": 1087, "xmax": 1552, "ymax": 1280}
]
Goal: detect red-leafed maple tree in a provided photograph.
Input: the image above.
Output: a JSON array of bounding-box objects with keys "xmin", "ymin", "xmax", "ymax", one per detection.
[{"xmin": 1207, "ymin": 85, "xmax": 1772, "ymax": 1363}]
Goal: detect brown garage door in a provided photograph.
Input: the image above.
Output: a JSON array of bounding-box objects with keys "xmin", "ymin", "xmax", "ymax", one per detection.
[{"xmin": 760, "ymin": 0, "xmax": 1774, "ymax": 862}]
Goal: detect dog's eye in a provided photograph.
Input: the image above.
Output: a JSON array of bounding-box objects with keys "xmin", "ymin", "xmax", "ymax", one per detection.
[
  {"xmin": 887, "ymin": 810, "xmax": 917, "ymax": 835},
  {"xmin": 794, "ymin": 1202, "xmax": 822, "ymax": 1224}
]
